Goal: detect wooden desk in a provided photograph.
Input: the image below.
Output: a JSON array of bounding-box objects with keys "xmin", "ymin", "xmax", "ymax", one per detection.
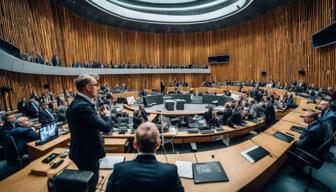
[
  {"xmin": 265, "ymin": 120, "xmax": 305, "ymax": 140},
  {"xmin": 104, "ymin": 138, "xmax": 128, "ymax": 153},
  {"xmin": 0, "ymin": 148, "xmax": 71, "ymax": 192},
  {"xmin": 293, "ymin": 106, "xmax": 320, "ymax": 114},
  {"xmin": 281, "ymin": 112, "xmax": 307, "ymax": 127},
  {"xmin": 27, "ymin": 133, "xmax": 71, "ymax": 160},
  {"xmin": 193, "ymin": 140, "xmax": 279, "ymax": 192},
  {"xmin": 250, "ymin": 132, "xmax": 295, "ymax": 158}
]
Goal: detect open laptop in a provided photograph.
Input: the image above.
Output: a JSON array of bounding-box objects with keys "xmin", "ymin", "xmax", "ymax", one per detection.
[{"xmin": 35, "ymin": 122, "xmax": 59, "ymax": 145}]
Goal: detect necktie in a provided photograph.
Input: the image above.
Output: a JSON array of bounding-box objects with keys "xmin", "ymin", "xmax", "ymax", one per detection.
[{"xmin": 45, "ymin": 109, "xmax": 54, "ymax": 121}]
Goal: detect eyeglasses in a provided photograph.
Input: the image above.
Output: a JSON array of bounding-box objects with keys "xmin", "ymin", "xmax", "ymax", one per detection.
[{"xmin": 87, "ymin": 83, "xmax": 99, "ymax": 87}]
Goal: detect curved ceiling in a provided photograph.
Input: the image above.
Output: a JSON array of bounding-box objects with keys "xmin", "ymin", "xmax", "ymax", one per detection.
[{"xmin": 57, "ymin": 0, "xmax": 288, "ymax": 33}]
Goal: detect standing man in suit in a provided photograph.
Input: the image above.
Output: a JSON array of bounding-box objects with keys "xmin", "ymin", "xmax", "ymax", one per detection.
[
  {"xmin": 66, "ymin": 73, "xmax": 112, "ymax": 192},
  {"xmin": 264, "ymin": 96, "xmax": 276, "ymax": 128},
  {"xmin": 39, "ymin": 102, "xmax": 55, "ymax": 127},
  {"xmin": 160, "ymin": 79, "xmax": 165, "ymax": 95},
  {"xmin": 106, "ymin": 122, "xmax": 184, "ymax": 192}
]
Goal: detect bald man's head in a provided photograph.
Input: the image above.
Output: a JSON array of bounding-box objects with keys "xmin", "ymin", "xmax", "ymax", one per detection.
[
  {"xmin": 134, "ymin": 122, "xmax": 161, "ymax": 153},
  {"xmin": 16, "ymin": 117, "xmax": 33, "ymax": 128},
  {"xmin": 319, "ymin": 100, "xmax": 329, "ymax": 111}
]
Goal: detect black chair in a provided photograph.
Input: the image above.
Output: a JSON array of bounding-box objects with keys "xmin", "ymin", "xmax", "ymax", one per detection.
[
  {"xmin": 288, "ymin": 132, "xmax": 336, "ymax": 192},
  {"xmin": 0, "ymin": 136, "xmax": 29, "ymax": 180}
]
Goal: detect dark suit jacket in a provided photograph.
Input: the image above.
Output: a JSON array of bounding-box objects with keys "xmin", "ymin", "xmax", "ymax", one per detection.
[
  {"xmin": 265, "ymin": 102, "xmax": 276, "ymax": 127},
  {"xmin": 39, "ymin": 108, "xmax": 55, "ymax": 125},
  {"xmin": 221, "ymin": 109, "xmax": 232, "ymax": 125},
  {"xmin": 0, "ymin": 121, "xmax": 15, "ymax": 144},
  {"xmin": 133, "ymin": 116, "xmax": 142, "ymax": 129},
  {"xmin": 296, "ymin": 121, "xmax": 325, "ymax": 155},
  {"xmin": 17, "ymin": 101, "xmax": 27, "ymax": 114},
  {"xmin": 106, "ymin": 154, "xmax": 184, "ymax": 192},
  {"xmin": 26, "ymin": 102, "xmax": 40, "ymax": 117},
  {"xmin": 227, "ymin": 110, "xmax": 242, "ymax": 127},
  {"xmin": 10, "ymin": 126, "xmax": 39, "ymax": 156},
  {"xmin": 66, "ymin": 94, "xmax": 112, "ymax": 164}
]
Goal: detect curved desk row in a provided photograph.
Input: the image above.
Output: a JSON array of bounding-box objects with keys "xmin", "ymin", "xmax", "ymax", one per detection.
[{"xmin": 0, "ymin": 109, "xmax": 307, "ymax": 192}]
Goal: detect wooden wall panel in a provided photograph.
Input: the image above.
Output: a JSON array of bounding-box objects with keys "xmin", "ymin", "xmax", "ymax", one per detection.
[{"xmin": 0, "ymin": 0, "xmax": 336, "ymax": 109}]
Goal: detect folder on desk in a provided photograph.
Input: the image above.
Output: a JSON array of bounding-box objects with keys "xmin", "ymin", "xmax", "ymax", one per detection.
[
  {"xmin": 192, "ymin": 161, "xmax": 229, "ymax": 184},
  {"xmin": 175, "ymin": 161, "xmax": 193, "ymax": 179},
  {"xmin": 290, "ymin": 125, "xmax": 306, "ymax": 134},
  {"xmin": 100, "ymin": 156, "xmax": 125, "ymax": 169},
  {"xmin": 241, "ymin": 145, "xmax": 269, "ymax": 164},
  {"xmin": 273, "ymin": 131, "xmax": 295, "ymax": 143}
]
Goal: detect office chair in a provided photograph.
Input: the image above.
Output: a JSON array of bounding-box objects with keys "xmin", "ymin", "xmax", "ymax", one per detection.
[
  {"xmin": 288, "ymin": 132, "xmax": 336, "ymax": 192},
  {"xmin": 0, "ymin": 136, "xmax": 29, "ymax": 180}
]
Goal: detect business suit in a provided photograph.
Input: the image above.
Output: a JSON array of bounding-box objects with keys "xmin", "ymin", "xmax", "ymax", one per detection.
[
  {"xmin": 106, "ymin": 154, "xmax": 184, "ymax": 192},
  {"xmin": 227, "ymin": 110, "xmax": 243, "ymax": 127},
  {"xmin": 296, "ymin": 121, "xmax": 327, "ymax": 155},
  {"xmin": 0, "ymin": 121, "xmax": 15, "ymax": 144},
  {"xmin": 133, "ymin": 116, "xmax": 142, "ymax": 129},
  {"xmin": 26, "ymin": 101, "xmax": 40, "ymax": 117},
  {"xmin": 39, "ymin": 108, "xmax": 55, "ymax": 126},
  {"xmin": 10, "ymin": 126, "xmax": 39, "ymax": 156},
  {"xmin": 265, "ymin": 102, "xmax": 276, "ymax": 128},
  {"xmin": 66, "ymin": 94, "xmax": 112, "ymax": 192},
  {"xmin": 221, "ymin": 109, "xmax": 232, "ymax": 125},
  {"xmin": 17, "ymin": 101, "xmax": 27, "ymax": 114},
  {"xmin": 160, "ymin": 81, "xmax": 165, "ymax": 95},
  {"xmin": 250, "ymin": 104, "xmax": 265, "ymax": 118},
  {"xmin": 319, "ymin": 108, "xmax": 336, "ymax": 123}
]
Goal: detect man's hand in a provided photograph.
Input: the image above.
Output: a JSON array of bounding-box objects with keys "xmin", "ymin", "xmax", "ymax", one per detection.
[{"xmin": 99, "ymin": 105, "xmax": 111, "ymax": 117}]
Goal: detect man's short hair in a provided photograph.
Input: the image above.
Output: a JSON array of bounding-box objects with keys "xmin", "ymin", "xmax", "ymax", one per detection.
[
  {"xmin": 74, "ymin": 74, "xmax": 99, "ymax": 91},
  {"xmin": 135, "ymin": 122, "xmax": 160, "ymax": 153},
  {"xmin": 306, "ymin": 110, "xmax": 318, "ymax": 120}
]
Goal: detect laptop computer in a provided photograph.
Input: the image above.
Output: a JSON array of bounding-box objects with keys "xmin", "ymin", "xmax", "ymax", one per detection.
[{"xmin": 35, "ymin": 122, "xmax": 59, "ymax": 145}]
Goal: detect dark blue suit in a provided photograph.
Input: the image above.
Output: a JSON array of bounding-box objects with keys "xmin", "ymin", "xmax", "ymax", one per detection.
[
  {"xmin": 319, "ymin": 108, "xmax": 336, "ymax": 132},
  {"xmin": 106, "ymin": 154, "xmax": 184, "ymax": 192},
  {"xmin": 296, "ymin": 121, "xmax": 325, "ymax": 155},
  {"xmin": 10, "ymin": 126, "xmax": 39, "ymax": 156},
  {"xmin": 265, "ymin": 102, "xmax": 276, "ymax": 127},
  {"xmin": 66, "ymin": 94, "xmax": 112, "ymax": 192}
]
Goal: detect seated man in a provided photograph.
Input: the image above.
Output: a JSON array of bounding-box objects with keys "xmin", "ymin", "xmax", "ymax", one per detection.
[
  {"xmin": 318, "ymin": 100, "xmax": 336, "ymax": 126},
  {"xmin": 0, "ymin": 114, "xmax": 16, "ymax": 136},
  {"xmin": 227, "ymin": 104, "xmax": 243, "ymax": 127},
  {"xmin": 17, "ymin": 97, "xmax": 28, "ymax": 115},
  {"xmin": 106, "ymin": 122, "xmax": 184, "ymax": 192},
  {"xmin": 221, "ymin": 103, "xmax": 232, "ymax": 125},
  {"xmin": 295, "ymin": 110, "xmax": 331, "ymax": 155},
  {"xmin": 203, "ymin": 106, "xmax": 213, "ymax": 124},
  {"xmin": 26, "ymin": 98, "xmax": 40, "ymax": 118},
  {"xmin": 10, "ymin": 117, "xmax": 39, "ymax": 156},
  {"xmin": 39, "ymin": 102, "xmax": 56, "ymax": 126}
]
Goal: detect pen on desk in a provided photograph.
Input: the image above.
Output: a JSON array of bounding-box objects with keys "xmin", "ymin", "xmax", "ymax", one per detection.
[{"xmin": 285, "ymin": 132, "xmax": 294, "ymax": 136}]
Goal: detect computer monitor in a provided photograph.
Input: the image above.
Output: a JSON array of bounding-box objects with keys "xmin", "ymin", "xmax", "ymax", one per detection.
[{"xmin": 39, "ymin": 122, "xmax": 58, "ymax": 142}]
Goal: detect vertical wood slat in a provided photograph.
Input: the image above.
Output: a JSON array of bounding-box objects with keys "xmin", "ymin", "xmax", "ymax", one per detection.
[{"xmin": 0, "ymin": 0, "xmax": 335, "ymax": 109}]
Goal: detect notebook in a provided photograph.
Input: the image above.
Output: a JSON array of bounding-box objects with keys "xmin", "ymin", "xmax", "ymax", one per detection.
[
  {"xmin": 200, "ymin": 129, "xmax": 215, "ymax": 134},
  {"xmin": 100, "ymin": 156, "xmax": 125, "ymax": 169},
  {"xmin": 290, "ymin": 125, "xmax": 306, "ymax": 134},
  {"xmin": 175, "ymin": 161, "xmax": 193, "ymax": 179},
  {"xmin": 241, "ymin": 145, "xmax": 270, "ymax": 164},
  {"xmin": 193, "ymin": 161, "xmax": 229, "ymax": 184},
  {"xmin": 273, "ymin": 131, "xmax": 295, "ymax": 143}
]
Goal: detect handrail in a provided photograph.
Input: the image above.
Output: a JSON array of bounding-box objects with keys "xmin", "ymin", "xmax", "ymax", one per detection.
[{"xmin": 0, "ymin": 49, "xmax": 210, "ymax": 75}]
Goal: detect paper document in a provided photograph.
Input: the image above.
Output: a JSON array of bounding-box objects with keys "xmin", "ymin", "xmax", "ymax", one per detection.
[
  {"xmin": 175, "ymin": 161, "xmax": 193, "ymax": 179},
  {"xmin": 100, "ymin": 156, "xmax": 125, "ymax": 169}
]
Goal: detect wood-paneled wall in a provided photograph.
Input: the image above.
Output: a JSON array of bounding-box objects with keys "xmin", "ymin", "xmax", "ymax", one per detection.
[
  {"xmin": 0, "ymin": 69, "xmax": 208, "ymax": 110},
  {"xmin": 0, "ymin": 0, "xmax": 335, "ymax": 109}
]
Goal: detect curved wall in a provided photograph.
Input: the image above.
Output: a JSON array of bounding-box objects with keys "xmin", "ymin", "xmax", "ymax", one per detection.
[{"xmin": 0, "ymin": 0, "xmax": 335, "ymax": 110}]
